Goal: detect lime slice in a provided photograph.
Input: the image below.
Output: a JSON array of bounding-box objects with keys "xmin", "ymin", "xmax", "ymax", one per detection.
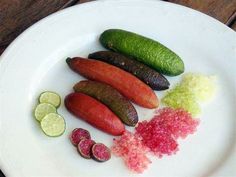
[
  {"xmin": 40, "ymin": 113, "xmax": 66, "ymax": 137},
  {"xmin": 34, "ymin": 103, "xmax": 57, "ymax": 121},
  {"xmin": 39, "ymin": 91, "xmax": 61, "ymax": 108}
]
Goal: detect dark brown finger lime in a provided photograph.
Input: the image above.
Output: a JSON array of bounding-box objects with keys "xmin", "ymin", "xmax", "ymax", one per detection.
[
  {"xmin": 73, "ymin": 80, "xmax": 138, "ymax": 126},
  {"xmin": 99, "ymin": 29, "xmax": 184, "ymax": 76},
  {"xmin": 88, "ymin": 51, "xmax": 170, "ymax": 90}
]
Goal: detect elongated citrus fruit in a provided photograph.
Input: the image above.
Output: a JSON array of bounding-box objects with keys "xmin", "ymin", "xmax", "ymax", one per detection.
[
  {"xmin": 66, "ymin": 57, "xmax": 158, "ymax": 108},
  {"xmin": 100, "ymin": 29, "xmax": 184, "ymax": 76},
  {"xmin": 65, "ymin": 93, "xmax": 125, "ymax": 136}
]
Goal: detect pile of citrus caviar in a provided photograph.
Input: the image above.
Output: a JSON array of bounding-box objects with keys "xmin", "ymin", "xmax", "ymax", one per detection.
[
  {"xmin": 135, "ymin": 108, "xmax": 199, "ymax": 157},
  {"xmin": 112, "ymin": 108, "xmax": 199, "ymax": 173},
  {"xmin": 162, "ymin": 73, "xmax": 216, "ymax": 116},
  {"xmin": 112, "ymin": 131, "xmax": 151, "ymax": 173}
]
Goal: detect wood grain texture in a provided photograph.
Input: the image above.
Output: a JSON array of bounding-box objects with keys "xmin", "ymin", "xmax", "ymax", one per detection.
[
  {"xmin": 0, "ymin": 0, "xmax": 235, "ymax": 56},
  {"xmin": 169, "ymin": 0, "xmax": 236, "ymax": 24},
  {"xmin": 0, "ymin": 46, "xmax": 6, "ymax": 55},
  {"xmin": 0, "ymin": 0, "xmax": 78, "ymax": 46},
  {"xmin": 0, "ymin": 0, "xmax": 235, "ymax": 176},
  {"xmin": 231, "ymin": 20, "xmax": 236, "ymax": 30},
  {"xmin": 226, "ymin": 11, "xmax": 236, "ymax": 31}
]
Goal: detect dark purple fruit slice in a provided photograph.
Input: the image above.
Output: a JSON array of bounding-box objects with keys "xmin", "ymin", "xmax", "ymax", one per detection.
[
  {"xmin": 91, "ymin": 143, "xmax": 111, "ymax": 162},
  {"xmin": 70, "ymin": 128, "xmax": 91, "ymax": 146},
  {"xmin": 77, "ymin": 139, "xmax": 95, "ymax": 159}
]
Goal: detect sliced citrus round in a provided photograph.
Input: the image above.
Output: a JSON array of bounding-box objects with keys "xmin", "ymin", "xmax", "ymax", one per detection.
[
  {"xmin": 40, "ymin": 113, "xmax": 66, "ymax": 137},
  {"xmin": 39, "ymin": 91, "xmax": 61, "ymax": 108},
  {"xmin": 34, "ymin": 103, "xmax": 57, "ymax": 121}
]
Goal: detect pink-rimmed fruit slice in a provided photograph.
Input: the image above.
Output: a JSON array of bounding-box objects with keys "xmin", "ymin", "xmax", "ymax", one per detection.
[
  {"xmin": 77, "ymin": 139, "xmax": 95, "ymax": 159},
  {"xmin": 70, "ymin": 128, "xmax": 91, "ymax": 146},
  {"xmin": 92, "ymin": 143, "xmax": 111, "ymax": 162}
]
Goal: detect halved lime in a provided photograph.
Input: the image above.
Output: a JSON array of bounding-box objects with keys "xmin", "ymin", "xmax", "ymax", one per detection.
[
  {"xmin": 40, "ymin": 113, "xmax": 66, "ymax": 137},
  {"xmin": 39, "ymin": 91, "xmax": 61, "ymax": 108},
  {"xmin": 34, "ymin": 103, "xmax": 57, "ymax": 121}
]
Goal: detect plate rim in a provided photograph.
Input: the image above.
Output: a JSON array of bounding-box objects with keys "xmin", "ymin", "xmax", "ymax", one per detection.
[
  {"xmin": 0, "ymin": 0, "xmax": 235, "ymax": 176},
  {"xmin": 0, "ymin": 0, "xmax": 235, "ymax": 61}
]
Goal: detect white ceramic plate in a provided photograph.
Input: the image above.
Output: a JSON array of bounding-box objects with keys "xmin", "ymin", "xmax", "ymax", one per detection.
[{"xmin": 0, "ymin": 0, "xmax": 235, "ymax": 176}]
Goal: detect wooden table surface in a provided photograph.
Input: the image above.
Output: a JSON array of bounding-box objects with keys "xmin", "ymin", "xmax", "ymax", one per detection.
[
  {"xmin": 0, "ymin": 0, "xmax": 235, "ymax": 56},
  {"xmin": 0, "ymin": 0, "xmax": 235, "ymax": 176}
]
